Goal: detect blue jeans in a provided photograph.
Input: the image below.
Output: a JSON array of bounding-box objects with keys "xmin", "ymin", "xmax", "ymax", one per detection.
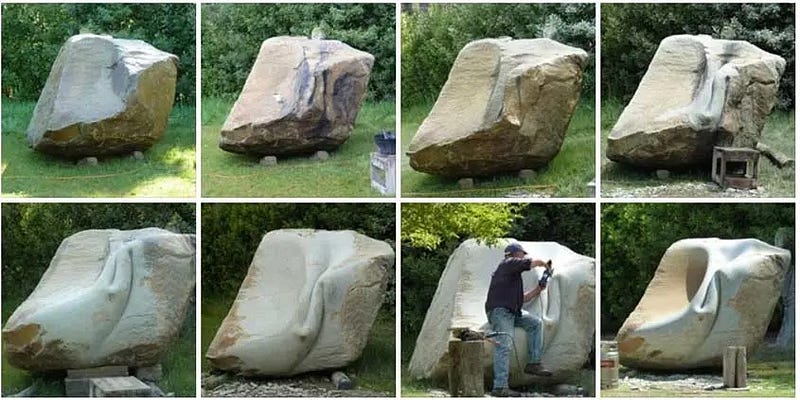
[{"xmin": 487, "ymin": 307, "xmax": 543, "ymax": 390}]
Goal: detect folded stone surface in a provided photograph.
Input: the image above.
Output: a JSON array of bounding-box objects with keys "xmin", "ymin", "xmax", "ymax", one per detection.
[
  {"xmin": 2, "ymin": 228, "xmax": 196, "ymax": 371},
  {"xmin": 616, "ymin": 238, "xmax": 790, "ymax": 369},
  {"xmin": 408, "ymin": 239, "xmax": 595, "ymax": 386},
  {"xmin": 219, "ymin": 37, "xmax": 374, "ymax": 156},
  {"xmin": 27, "ymin": 34, "xmax": 178, "ymax": 158},
  {"xmin": 407, "ymin": 38, "xmax": 588, "ymax": 177},
  {"xmin": 206, "ymin": 229, "xmax": 394, "ymax": 376},
  {"xmin": 607, "ymin": 35, "xmax": 785, "ymax": 168}
]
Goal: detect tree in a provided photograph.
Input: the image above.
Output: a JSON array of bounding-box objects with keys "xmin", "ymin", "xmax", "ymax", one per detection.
[{"xmin": 401, "ymin": 203, "xmax": 521, "ymax": 249}]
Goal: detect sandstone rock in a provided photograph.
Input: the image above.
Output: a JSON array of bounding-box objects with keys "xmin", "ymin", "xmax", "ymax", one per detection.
[
  {"xmin": 2, "ymin": 228, "xmax": 195, "ymax": 371},
  {"xmin": 607, "ymin": 35, "xmax": 785, "ymax": 168},
  {"xmin": 408, "ymin": 239, "xmax": 595, "ymax": 386},
  {"xmin": 219, "ymin": 37, "xmax": 374, "ymax": 156},
  {"xmin": 616, "ymin": 238, "xmax": 789, "ymax": 369},
  {"xmin": 206, "ymin": 229, "xmax": 394, "ymax": 376},
  {"xmin": 27, "ymin": 34, "xmax": 178, "ymax": 158},
  {"xmin": 407, "ymin": 38, "xmax": 588, "ymax": 177}
]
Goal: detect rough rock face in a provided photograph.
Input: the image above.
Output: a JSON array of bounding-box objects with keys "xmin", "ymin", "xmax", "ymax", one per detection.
[
  {"xmin": 206, "ymin": 229, "xmax": 394, "ymax": 376},
  {"xmin": 408, "ymin": 239, "xmax": 595, "ymax": 386},
  {"xmin": 27, "ymin": 34, "xmax": 178, "ymax": 158},
  {"xmin": 2, "ymin": 228, "xmax": 196, "ymax": 371},
  {"xmin": 616, "ymin": 238, "xmax": 790, "ymax": 370},
  {"xmin": 407, "ymin": 38, "xmax": 588, "ymax": 177},
  {"xmin": 219, "ymin": 37, "xmax": 374, "ymax": 156},
  {"xmin": 607, "ymin": 35, "xmax": 785, "ymax": 168}
]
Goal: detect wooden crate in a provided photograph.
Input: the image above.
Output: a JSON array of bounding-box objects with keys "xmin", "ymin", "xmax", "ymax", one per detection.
[{"xmin": 712, "ymin": 147, "xmax": 760, "ymax": 189}]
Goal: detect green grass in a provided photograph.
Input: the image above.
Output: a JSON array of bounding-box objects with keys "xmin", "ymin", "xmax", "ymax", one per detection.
[
  {"xmin": 1, "ymin": 294, "xmax": 196, "ymax": 397},
  {"xmin": 601, "ymin": 99, "xmax": 795, "ymax": 197},
  {"xmin": 1, "ymin": 99, "xmax": 196, "ymax": 198},
  {"xmin": 602, "ymin": 345, "xmax": 794, "ymax": 397},
  {"xmin": 202, "ymin": 293, "xmax": 396, "ymax": 394},
  {"xmin": 401, "ymin": 100, "xmax": 595, "ymax": 197},
  {"xmin": 201, "ymin": 97, "xmax": 395, "ymax": 197}
]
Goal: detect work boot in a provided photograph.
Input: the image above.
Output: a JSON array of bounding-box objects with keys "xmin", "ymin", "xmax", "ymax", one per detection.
[
  {"xmin": 524, "ymin": 363, "xmax": 553, "ymax": 377},
  {"xmin": 490, "ymin": 388, "xmax": 522, "ymax": 397}
]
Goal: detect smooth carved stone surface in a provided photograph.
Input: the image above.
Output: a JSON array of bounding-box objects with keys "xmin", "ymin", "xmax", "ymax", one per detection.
[
  {"xmin": 407, "ymin": 38, "xmax": 588, "ymax": 177},
  {"xmin": 607, "ymin": 35, "xmax": 785, "ymax": 168},
  {"xmin": 616, "ymin": 238, "xmax": 789, "ymax": 370},
  {"xmin": 206, "ymin": 229, "xmax": 394, "ymax": 376},
  {"xmin": 408, "ymin": 239, "xmax": 595, "ymax": 386},
  {"xmin": 2, "ymin": 228, "xmax": 196, "ymax": 371},
  {"xmin": 27, "ymin": 34, "xmax": 178, "ymax": 158},
  {"xmin": 219, "ymin": 37, "xmax": 374, "ymax": 156}
]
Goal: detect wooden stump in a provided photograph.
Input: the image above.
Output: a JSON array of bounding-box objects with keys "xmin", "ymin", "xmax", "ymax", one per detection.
[
  {"xmin": 723, "ymin": 346, "xmax": 747, "ymax": 388},
  {"xmin": 448, "ymin": 340, "xmax": 484, "ymax": 397}
]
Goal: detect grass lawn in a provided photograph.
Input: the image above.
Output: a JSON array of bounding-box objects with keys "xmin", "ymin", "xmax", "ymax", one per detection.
[
  {"xmin": 601, "ymin": 99, "xmax": 795, "ymax": 197},
  {"xmin": 602, "ymin": 345, "xmax": 795, "ymax": 397},
  {"xmin": 201, "ymin": 97, "xmax": 395, "ymax": 197},
  {"xmin": 1, "ymin": 99, "xmax": 196, "ymax": 198},
  {"xmin": 401, "ymin": 100, "xmax": 595, "ymax": 197},
  {"xmin": 1, "ymin": 294, "xmax": 196, "ymax": 397},
  {"xmin": 202, "ymin": 294, "xmax": 396, "ymax": 394}
]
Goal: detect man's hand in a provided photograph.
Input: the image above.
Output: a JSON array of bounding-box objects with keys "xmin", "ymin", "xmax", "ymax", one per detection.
[
  {"xmin": 523, "ymin": 286, "xmax": 543, "ymax": 302},
  {"xmin": 530, "ymin": 259, "xmax": 549, "ymax": 267}
]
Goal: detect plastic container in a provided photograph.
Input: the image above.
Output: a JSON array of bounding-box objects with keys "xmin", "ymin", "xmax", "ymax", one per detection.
[{"xmin": 374, "ymin": 130, "xmax": 396, "ymax": 155}]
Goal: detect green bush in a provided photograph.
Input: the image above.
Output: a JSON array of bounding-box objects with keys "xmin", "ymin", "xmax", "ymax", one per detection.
[
  {"xmin": 602, "ymin": 3, "xmax": 795, "ymax": 110},
  {"xmin": 201, "ymin": 204, "xmax": 396, "ymax": 299},
  {"xmin": 1, "ymin": 203, "xmax": 196, "ymax": 303},
  {"xmin": 601, "ymin": 203, "xmax": 793, "ymax": 334},
  {"xmin": 202, "ymin": 4, "xmax": 395, "ymax": 101},
  {"xmin": 1, "ymin": 3, "xmax": 196, "ymax": 104},
  {"xmin": 400, "ymin": 203, "xmax": 595, "ymax": 359},
  {"xmin": 401, "ymin": 4, "xmax": 595, "ymax": 107}
]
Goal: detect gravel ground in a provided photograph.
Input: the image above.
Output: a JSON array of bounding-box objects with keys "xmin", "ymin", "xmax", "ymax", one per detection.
[
  {"xmin": 618, "ymin": 372, "xmax": 726, "ymax": 392},
  {"xmin": 602, "ymin": 181, "xmax": 768, "ymax": 198},
  {"xmin": 201, "ymin": 373, "xmax": 392, "ymax": 397}
]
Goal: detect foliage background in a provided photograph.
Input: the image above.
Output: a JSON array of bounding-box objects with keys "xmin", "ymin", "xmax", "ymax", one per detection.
[
  {"xmin": 1, "ymin": 203, "xmax": 196, "ymax": 302},
  {"xmin": 201, "ymin": 203, "xmax": 396, "ymax": 303},
  {"xmin": 401, "ymin": 3, "xmax": 595, "ymax": 107},
  {"xmin": 202, "ymin": 3, "xmax": 395, "ymax": 102},
  {"xmin": 601, "ymin": 3, "xmax": 795, "ymax": 110},
  {"xmin": 400, "ymin": 203, "xmax": 595, "ymax": 359},
  {"xmin": 601, "ymin": 203, "xmax": 794, "ymax": 334},
  {"xmin": 1, "ymin": 3, "xmax": 196, "ymax": 104}
]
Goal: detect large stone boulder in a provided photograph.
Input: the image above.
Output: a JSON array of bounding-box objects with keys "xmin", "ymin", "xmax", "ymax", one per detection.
[
  {"xmin": 219, "ymin": 37, "xmax": 374, "ymax": 156},
  {"xmin": 27, "ymin": 34, "xmax": 178, "ymax": 158},
  {"xmin": 206, "ymin": 229, "xmax": 393, "ymax": 376},
  {"xmin": 408, "ymin": 239, "xmax": 595, "ymax": 386},
  {"xmin": 607, "ymin": 35, "xmax": 785, "ymax": 168},
  {"xmin": 616, "ymin": 238, "xmax": 790, "ymax": 370},
  {"xmin": 407, "ymin": 38, "xmax": 588, "ymax": 177},
  {"xmin": 2, "ymin": 228, "xmax": 196, "ymax": 371}
]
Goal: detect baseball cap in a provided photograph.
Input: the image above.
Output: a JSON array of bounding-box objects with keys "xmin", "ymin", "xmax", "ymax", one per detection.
[{"xmin": 504, "ymin": 242, "xmax": 527, "ymax": 255}]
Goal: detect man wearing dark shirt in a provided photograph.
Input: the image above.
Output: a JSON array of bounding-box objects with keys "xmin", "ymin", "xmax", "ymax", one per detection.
[{"xmin": 485, "ymin": 242, "xmax": 553, "ymax": 397}]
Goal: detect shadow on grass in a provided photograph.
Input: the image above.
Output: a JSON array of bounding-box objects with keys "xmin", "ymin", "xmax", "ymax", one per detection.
[
  {"xmin": 600, "ymin": 98, "xmax": 795, "ymax": 198},
  {"xmin": 401, "ymin": 99, "xmax": 595, "ymax": 198},
  {"xmin": 201, "ymin": 97, "xmax": 395, "ymax": 197},
  {"xmin": 1, "ymin": 99, "xmax": 196, "ymax": 197},
  {"xmin": 1, "ymin": 294, "xmax": 196, "ymax": 397},
  {"xmin": 201, "ymin": 292, "xmax": 395, "ymax": 395}
]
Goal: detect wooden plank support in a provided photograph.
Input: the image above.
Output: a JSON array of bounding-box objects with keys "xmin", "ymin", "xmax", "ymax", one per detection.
[{"xmin": 448, "ymin": 340, "xmax": 484, "ymax": 397}]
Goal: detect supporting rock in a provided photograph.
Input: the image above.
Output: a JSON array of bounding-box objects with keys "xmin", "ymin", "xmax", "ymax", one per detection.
[
  {"xmin": 132, "ymin": 151, "xmax": 145, "ymax": 162},
  {"xmin": 135, "ymin": 364, "xmax": 162, "ymax": 382},
  {"xmin": 310, "ymin": 150, "xmax": 330, "ymax": 162},
  {"xmin": 518, "ymin": 169, "xmax": 537, "ymax": 182},
  {"xmin": 723, "ymin": 346, "xmax": 747, "ymax": 389},
  {"xmin": 656, "ymin": 170, "xmax": 670, "ymax": 180},
  {"xmin": 457, "ymin": 178, "xmax": 474, "ymax": 189},
  {"xmin": 77, "ymin": 157, "xmax": 98, "ymax": 167},
  {"xmin": 259, "ymin": 156, "xmax": 278, "ymax": 166},
  {"xmin": 331, "ymin": 371, "xmax": 353, "ymax": 390},
  {"xmin": 89, "ymin": 376, "xmax": 152, "ymax": 397}
]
